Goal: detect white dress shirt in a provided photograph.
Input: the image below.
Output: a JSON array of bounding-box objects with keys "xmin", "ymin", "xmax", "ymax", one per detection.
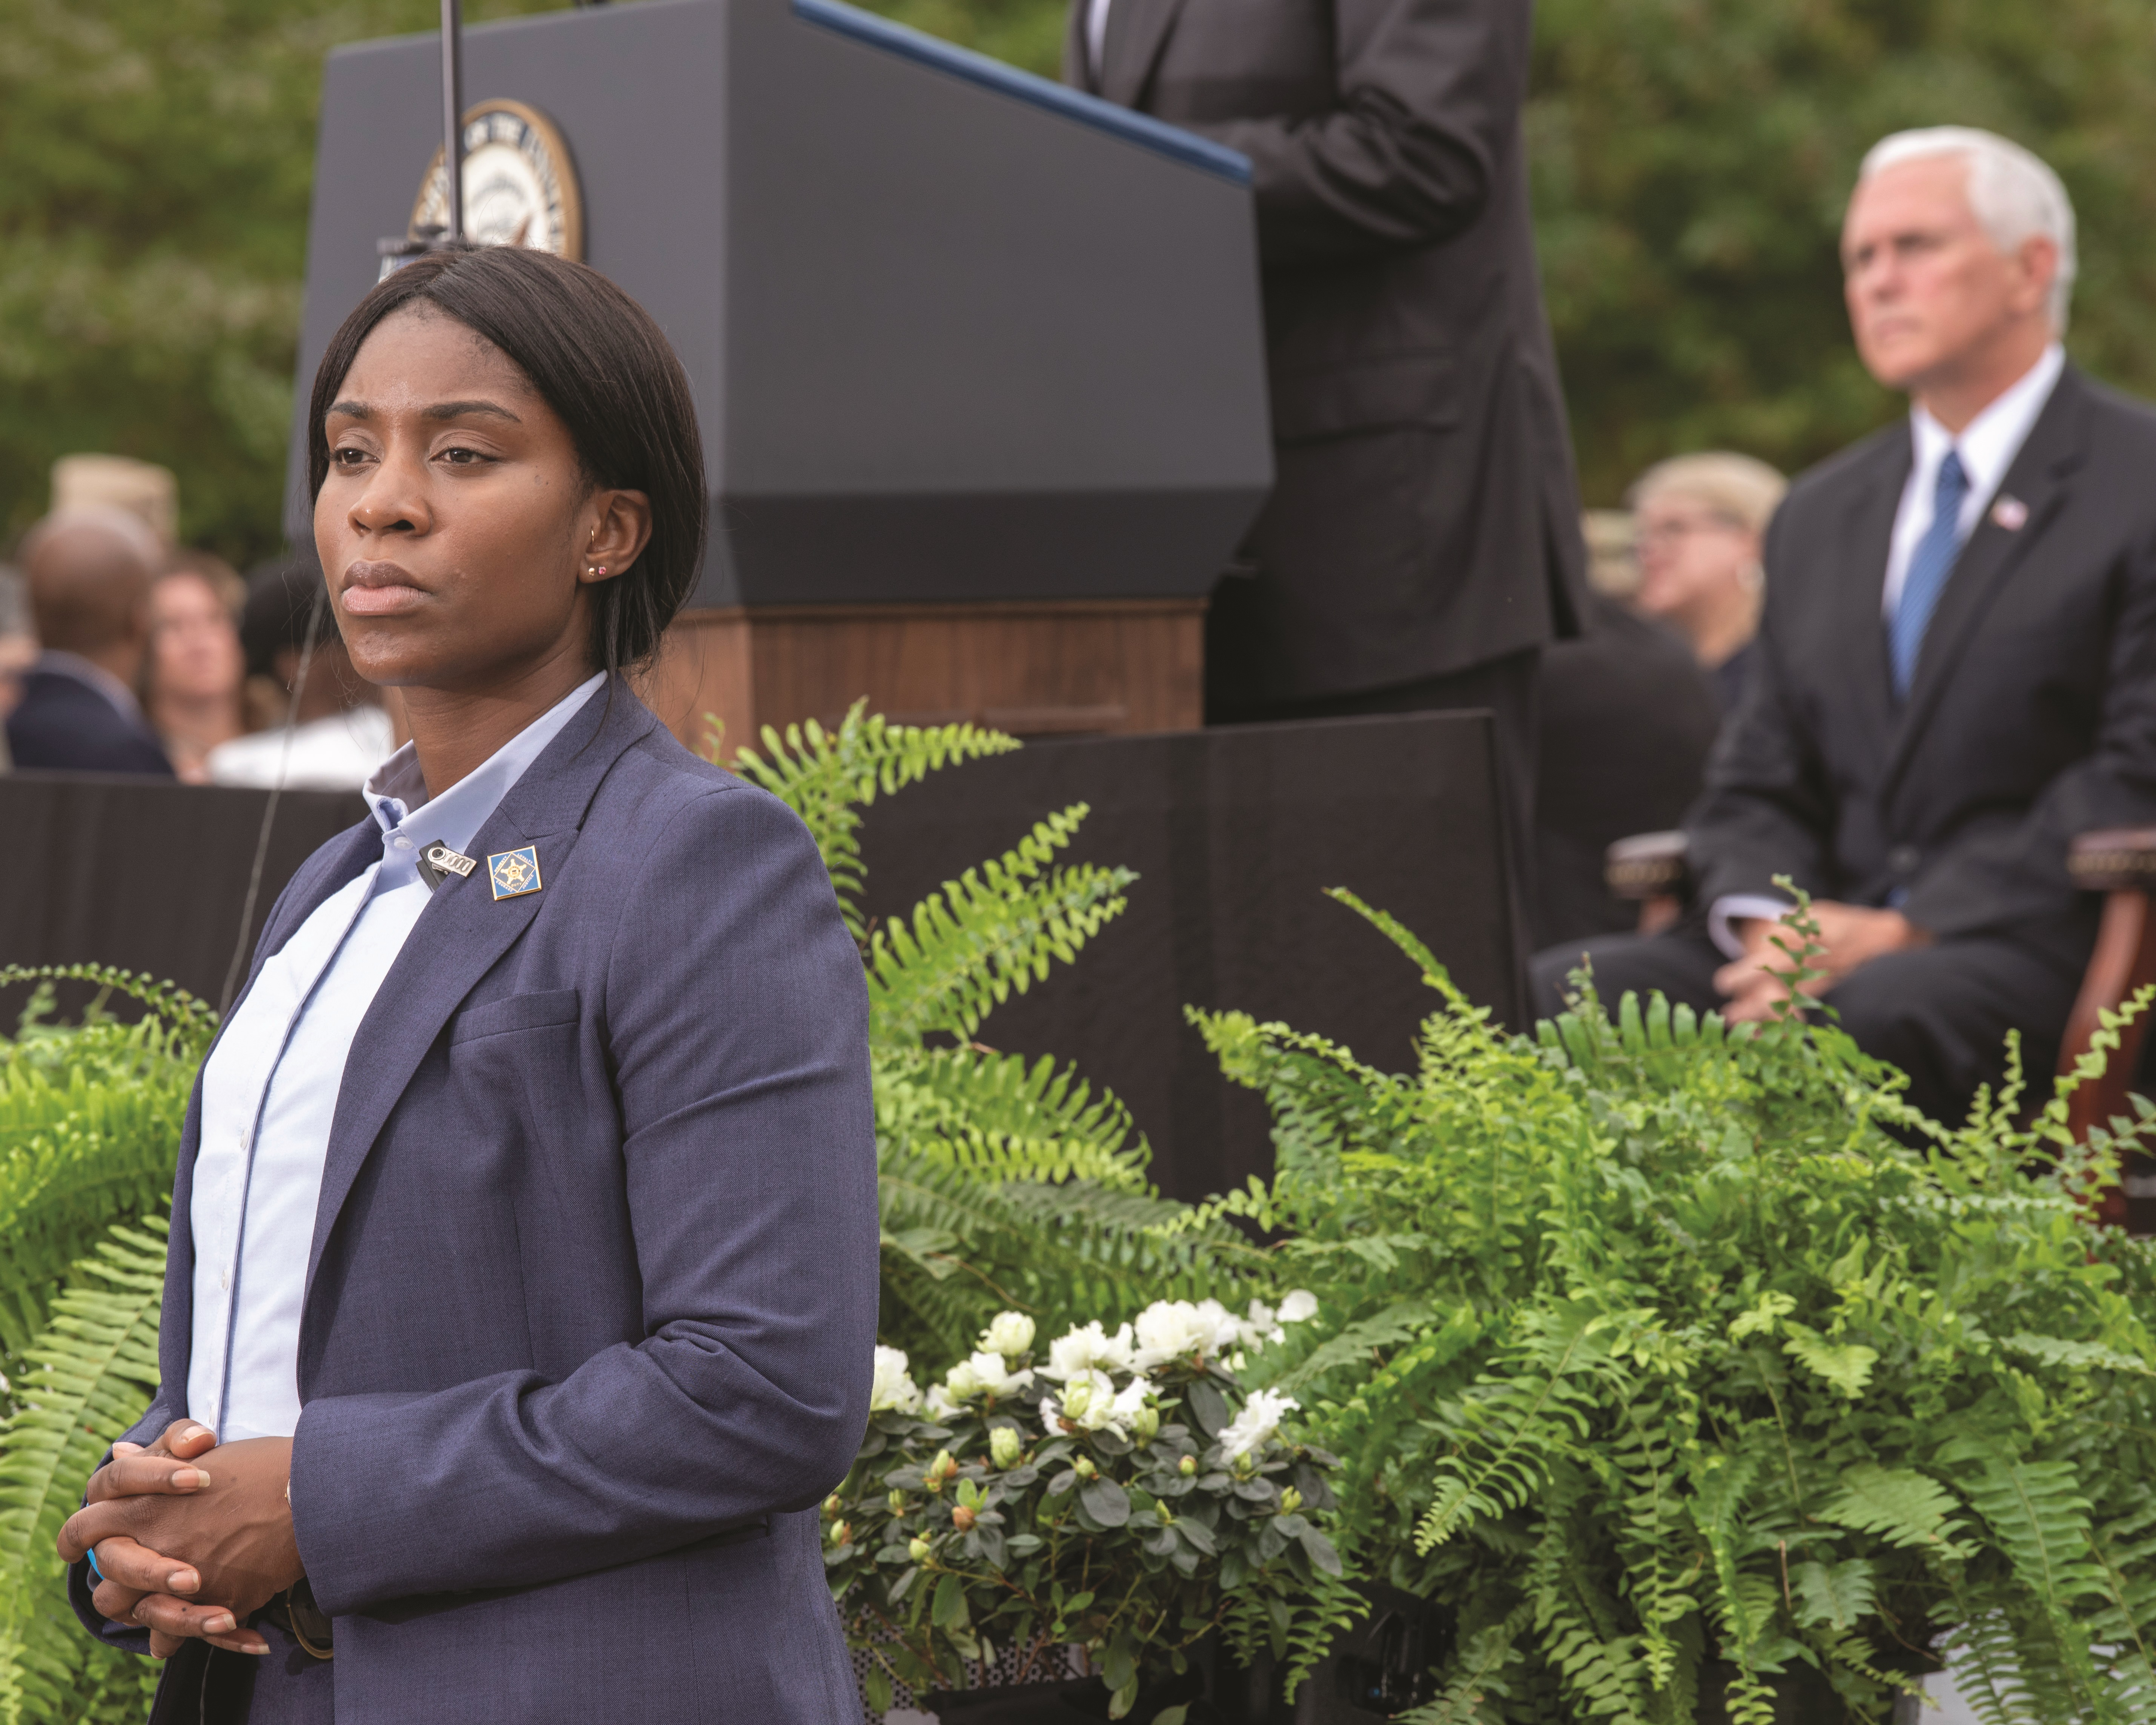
[
  {"xmin": 1708, "ymin": 344, "xmax": 2065, "ymax": 957},
  {"xmin": 187, "ymin": 674, "xmax": 603, "ymax": 1441},
  {"xmin": 1086, "ymin": 0, "xmax": 1112, "ymax": 77}
]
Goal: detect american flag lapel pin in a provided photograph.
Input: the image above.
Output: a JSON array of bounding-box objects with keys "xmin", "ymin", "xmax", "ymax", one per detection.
[{"xmin": 1991, "ymin": 495, "xmax": 2029, "ymax": 531}]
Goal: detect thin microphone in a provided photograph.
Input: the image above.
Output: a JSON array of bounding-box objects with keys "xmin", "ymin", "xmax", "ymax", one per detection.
[{"xmin": 218, "ymin": 578, "xmax": 332, "ymax": 1017}]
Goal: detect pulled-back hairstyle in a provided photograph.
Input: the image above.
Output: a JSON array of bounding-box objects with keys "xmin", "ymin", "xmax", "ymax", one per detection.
[{"xmin": 307, "ymin": 244, "xmax": 706, "ymax": 672}]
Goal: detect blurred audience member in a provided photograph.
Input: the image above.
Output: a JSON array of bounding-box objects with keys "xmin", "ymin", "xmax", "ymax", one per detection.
[
  {"xmin": 0, "ymin": 565, "xmax": 37, "ymax": 771},
  {"xmin": 1629, "ymin": 454, "xmax": 1788, "ymax": 711},
  {"xmin": 6, "ymin": 509, "xmax": 174, "ymax": 776},
  {"xmin": 51, "ymin": 453, "xmax": 178, "ymax": 548},
  {"xmin": 1533, "ymin": 127, "xmax": 2156, "ymax": 1125},
  {"xmin": 207, "ymin": 560, "xmax": 392, "ymax": 792},
  {"xmin": 1535, "ymin": 588, "xmax": 1721, "ymax": 947},
  {"xmin": 1582, "ymin": 510, "xmax": 1641, "ymax": 599},
  {"xmin": 147, "ymin": 555, "xmax": 248, "ymax": 783}
]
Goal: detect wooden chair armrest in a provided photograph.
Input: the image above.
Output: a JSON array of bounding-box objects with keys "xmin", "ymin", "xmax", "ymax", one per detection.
[
  {"xmin": 1605, "ymin": 831, "xmax": 1691, "ymax": 901},
  {"xmin": 2068, "ymin": 828, "xmax": 2156, "ymax": 893}
]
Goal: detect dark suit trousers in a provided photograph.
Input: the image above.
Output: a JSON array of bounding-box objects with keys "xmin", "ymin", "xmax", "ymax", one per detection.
[
  {"xmin": 1208, "ymin": 647, "xmax": 1540, "ymax": 919},
  {"xmin": 156, "ymin": 1621, "xmax": 334, "ymax": 1724},
  {"xmin": 1529, "ymin": 922, "xmax": 2084, "ymax": 1125}
]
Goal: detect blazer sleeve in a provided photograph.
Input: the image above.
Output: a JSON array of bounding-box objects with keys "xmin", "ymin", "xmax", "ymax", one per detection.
[
  {"xmin": 1685, "ymin": 513, "xmax": 1840, "ymax": 908},
  {"xmin": 1183, "ymin": 0, "xmax": 1520, "ymax": 268},
  {"xmin": 289, "ymin": 786, "xmax": 879, "ymax": 1614},
  {"xmin": 1904, "ymin": 515, "xmax": 2156, "ymax": 940}
]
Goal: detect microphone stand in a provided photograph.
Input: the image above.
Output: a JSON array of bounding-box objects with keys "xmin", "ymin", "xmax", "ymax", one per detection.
[{"xmin": 377, "ymin": 0, "xmax": 467, "ymax": 275}]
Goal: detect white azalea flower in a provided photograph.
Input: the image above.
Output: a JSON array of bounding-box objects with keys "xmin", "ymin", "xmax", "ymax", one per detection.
[
  {"xmin": 925, "ymin": 1382, "xmax": 962, "ymax": 1421},
  {"xmin": 945, "ymin": 1350, "xmax": 1033, "ymax": 1402},
  {"xmin": 1279, "ymin": 1290, "xmax": 1319, "ymax": 1324},
  {"xmin": 1219, "ymin": 1388, "xmax": 1301, "ymax": 1461},
  {"xmin": 981, "ymin": 1311, "xmax": 1037, "ymax": 1359},
  {"xmin": 1131, "ymin": 1299, "xmax": 1244, "ymax": 1370},
  {"xmin": 870, "ymin": 1345, "xmax": 924, "ymax": 1415},
  {"xmin": 1040, "ymin": 1320, "xmax": 1135, "ymax": 1382},
  {"xmin": 1043, "ymin": 1367, "xmax": 1125, "ymax": 1433},
  {"xmin": 1108, "ymin": 1379, "xmax": 1153, "ymax": 1431}
]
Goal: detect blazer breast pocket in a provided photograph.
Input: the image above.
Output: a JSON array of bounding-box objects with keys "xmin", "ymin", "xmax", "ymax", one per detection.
[
  {"xmin": 448, "ymin": 988, "xmax": 582, "ymax": 1046},
  {"xmin": 1269, "ymin": 350, "xmax": 1460, "ymax": 444}
]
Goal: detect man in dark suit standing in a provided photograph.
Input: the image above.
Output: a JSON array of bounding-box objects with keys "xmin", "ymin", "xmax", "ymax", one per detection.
[
  {"xmin": 1531, "ymin": 127, "xmax": 2156, "ymax": 1124},
  {"xmin": 1067, "ymin": 0, "xmax": 1588, "ymax": 895},
  {"xmin": 7, "ymin": 509, "xmax": 174, "ymax": 776}
]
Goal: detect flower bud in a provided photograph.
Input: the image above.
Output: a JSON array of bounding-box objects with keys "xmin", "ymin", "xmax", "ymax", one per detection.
[
  {"xmin": 990, "ymin": 1425, "xmax": 1024, "ymax": 1469},
  {"xmin": 952, "ymin": 1504, "xmax": 977, "ymax": 1532},
  {"xmin": 909, "ymin": 1535, "xmax": 933, "ymax": 1563},
  {"xmin": 1131, "ymin": 1405, "xmax": 1161, "ymax": 1443},
  {"xmin": 1072, "ymin": 1454, "xmax": 1098, "ymax": 1481},
  {"xmin": 1178, "ymin": 1455, "xmax": 1197, "ymax": 1477},
  {"xmin": 1155, "ymin": 1500, "xmax": 1174, "ymax": 1524},
  {"xmin": 927, "ymin": 1449, "xmax": 957, "ymax": 1491},
  {"xmin": 1279, "ymin": 1486, "xmax": 1302, "ymax": 1515},
  {"xmin": 829, "ymin": 1520, "xmax": 852, "ymax": 1547},
  {"xmin": 889, "ymin": 1489, "xmax": 908, "ymax": 1515},
  {"xmin": 823, "ymin": 1493, "xmax": 843, "ymax": 1518},
  {"xmin": 981, "ymin": 1311, "xmax": 1037, "ymax": 1359}
]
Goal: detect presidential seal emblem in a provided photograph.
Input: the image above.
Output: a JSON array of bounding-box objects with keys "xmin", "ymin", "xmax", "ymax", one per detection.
[
  {"xmin": 487, "ymin": 846, "xmax": 544, "ymax": 902},
  {"xmin": 408, "ymin": 100, "xmax": 584, "ymax": 262}
]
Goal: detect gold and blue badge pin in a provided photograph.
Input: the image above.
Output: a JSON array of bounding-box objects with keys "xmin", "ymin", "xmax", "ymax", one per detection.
[{"xmin": 487, "ymin": 846, "xmax": 544, "ymax": 901}]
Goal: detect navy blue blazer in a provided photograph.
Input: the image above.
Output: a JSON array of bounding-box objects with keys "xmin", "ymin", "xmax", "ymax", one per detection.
[
  {"xmin": 7, "ymin": 667, "xmax": 173, "ymax": 775},
  {"xmin": 73, "ymin": 683, "xmax": 878, "ymax": 1722}
]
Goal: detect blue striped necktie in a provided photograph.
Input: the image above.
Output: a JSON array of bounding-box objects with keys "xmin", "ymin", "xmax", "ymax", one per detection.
[{"xmin": 1889, "ymin": 449, "xmax": 1970, "ymax": 700}]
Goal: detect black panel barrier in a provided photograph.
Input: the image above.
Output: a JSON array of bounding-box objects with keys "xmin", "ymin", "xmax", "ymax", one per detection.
[{"xmin": 0, "ymin": 713, "xmax": 1515, "ymax": 1201}]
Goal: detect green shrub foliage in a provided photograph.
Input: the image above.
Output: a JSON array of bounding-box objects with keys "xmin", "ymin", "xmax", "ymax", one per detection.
[
  {"xmin": 1190, "ymin": 891, "xmax": 2156, "ymax": 1723},
  {"xmin": 722, "ymin": 705, "xmax": 1255, "ymax": 1361}
]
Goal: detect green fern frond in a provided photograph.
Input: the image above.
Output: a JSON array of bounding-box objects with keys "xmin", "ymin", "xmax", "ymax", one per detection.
[
  {"xmin": 866, "ymin": 806, "xmax": 1133, "ymax": 1045},
  {"xmin": 718, "ymin": 701, "xmax": 1022, "ymax": 937},
  {"xmin": 0, "ymin": 1217, "xmax": 168, "ymax": 1725}
]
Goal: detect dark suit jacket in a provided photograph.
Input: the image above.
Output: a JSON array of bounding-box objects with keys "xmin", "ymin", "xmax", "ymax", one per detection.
[
  {"xmin": 1534, "ymin": 594, "xmax": 1721, "ymax": 948},
  {"xmin": 73, "ymin": 685, "xmax": 878, "ymax": 1723},
  {"xmin": 1069, "ymin": 0, "xmax": 1588, "ymax": 706},
  {"xmin": 1690, "ymin": 365, "xmax": 2156, "ymax": 977},
  {"xmin": 6, "ymin": 664, "xmax": 172, "ymax": 776}
]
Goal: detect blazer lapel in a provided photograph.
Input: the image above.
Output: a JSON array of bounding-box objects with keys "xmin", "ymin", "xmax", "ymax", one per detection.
[
  {"xmin": 1884, "ymin": 370, "xmax": 2091, "ymax": 795},
  {"xmin": 1101, "ymin": 0, "xmax": 1189, "ymax": 108},
  {"xmin": 1834, "ymin": 428, "xmax": 1909, "ymax": 766},
  {"xmin": 300, "ymin": 683, "xmax": 659, "ymax": 1300}
]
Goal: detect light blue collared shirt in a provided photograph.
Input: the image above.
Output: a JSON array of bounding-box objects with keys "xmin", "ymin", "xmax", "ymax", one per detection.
[{"xmin": 188, "ymin": 674, "xmax": 604, "ymax": 1441}]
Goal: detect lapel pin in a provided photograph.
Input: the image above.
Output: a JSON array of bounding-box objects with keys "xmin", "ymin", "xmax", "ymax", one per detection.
[
  {"xmin": 415, "ymin": 842, "xmax": 478, "ymax": 894},
  {"xmin": 487, "ymin": 846, "xmax": 544, "ymax": 901},
  {"xmin": 1991, "ymin": 495, "xmax": 2029, "ymax": 531}
]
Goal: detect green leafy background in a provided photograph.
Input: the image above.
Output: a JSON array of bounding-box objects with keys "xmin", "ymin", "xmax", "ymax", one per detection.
[{"xmin": 5, "ymin": 0, "xmax": 2155, "ymax": 559}]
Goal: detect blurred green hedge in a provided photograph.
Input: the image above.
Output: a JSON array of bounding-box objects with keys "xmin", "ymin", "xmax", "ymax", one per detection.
[{"xmin": 3, "ymin": 0, "xmax": 2152, "ymax": 563}]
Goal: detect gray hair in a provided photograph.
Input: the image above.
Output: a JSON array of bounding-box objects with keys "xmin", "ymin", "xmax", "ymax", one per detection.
[{"xmin": 1858, "ymin": 127, "xmax": 2077, "ymax": 333}]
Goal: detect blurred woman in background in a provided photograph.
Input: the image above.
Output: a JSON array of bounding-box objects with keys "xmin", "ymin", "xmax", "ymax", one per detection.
[
  {"xmin": 146, "ymin": 552, "xmax": 248, "ymax": 781},
  {"xmin": 1627, "ymin": 453, "xmax": 1787, "ymax": 711}
]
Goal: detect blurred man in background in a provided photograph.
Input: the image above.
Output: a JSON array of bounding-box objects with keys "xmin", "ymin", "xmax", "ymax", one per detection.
[
  {"xmin": 1532, "ymin": 128, "xmax": 2156, "ymax": 1123},
  {"xmin": 6, "ymin": 509, "xmax": 174, "ymax": 776},
  {"xmin": 1069, "ymin": 0, "xmax": 1588, "ymax": 910}
]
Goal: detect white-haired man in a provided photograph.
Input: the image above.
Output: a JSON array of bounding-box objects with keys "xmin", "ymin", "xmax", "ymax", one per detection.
[{"xmin": 1531, "ymin": 126, "xmax": 2156, "ymax": 1122}]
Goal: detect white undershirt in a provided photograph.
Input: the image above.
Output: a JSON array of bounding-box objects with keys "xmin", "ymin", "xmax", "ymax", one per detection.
[
  {"xmin": 1708, "ymin": 344, "xmax": 2064, "ymax": 956},
  {"xmin": 1086, "ymin": 0, "xmax": 1112, "ymax": 77},
  {"xmin": 186, "ymin": 674, "xmax": 603, "ymax": 1441}
]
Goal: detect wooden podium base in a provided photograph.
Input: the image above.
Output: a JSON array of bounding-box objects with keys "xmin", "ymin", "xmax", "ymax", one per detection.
[{"xmin": 638, "ymin": 599, "xmax": 1205, "ymax": 759}]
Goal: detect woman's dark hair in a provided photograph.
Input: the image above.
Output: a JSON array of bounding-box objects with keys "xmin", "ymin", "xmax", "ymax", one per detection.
[{"xmin": 307, "ymin": 244, "xmax": 706, "ymax": 673}]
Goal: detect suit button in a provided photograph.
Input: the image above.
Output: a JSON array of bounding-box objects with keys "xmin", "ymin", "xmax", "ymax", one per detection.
[{"xmin": 1888, "ymin": 845, "xmax": 1920, "ymax": 875}]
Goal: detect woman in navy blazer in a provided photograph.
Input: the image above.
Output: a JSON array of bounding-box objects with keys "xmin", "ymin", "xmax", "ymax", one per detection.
[{"xmin": 60, "ymin": 246, "xmax": 879, "ymax": 1723}]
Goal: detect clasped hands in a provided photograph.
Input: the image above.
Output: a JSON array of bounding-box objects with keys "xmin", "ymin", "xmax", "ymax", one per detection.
[
  {"xmin": 57, "ymin": 1422, "xmax": 304, "ymax": 1660},
  {"xmin": 1714, "ymin": 901, "xmax": 1926, "ymax": 1024}
]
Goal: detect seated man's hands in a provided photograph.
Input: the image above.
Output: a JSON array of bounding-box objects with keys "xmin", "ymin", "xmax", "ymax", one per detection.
[
  {"xmin": 60, "ymin": 1426, "xmax": 302, "ymax": 1659},
  {"xmin": 1715, "ymin": 902, "xmax": 1927, "ymax": 1024}
]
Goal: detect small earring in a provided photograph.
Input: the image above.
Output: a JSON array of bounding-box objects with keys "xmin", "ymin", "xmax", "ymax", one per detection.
[{"xmin": 588, "ymin": 564, "xmax": 607, "ymax": 577}]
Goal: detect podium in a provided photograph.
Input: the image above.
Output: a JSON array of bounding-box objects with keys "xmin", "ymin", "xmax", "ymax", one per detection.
[{"xmin": 290, "ymin": 0, "xmax": 1271, "ymax": 749}]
